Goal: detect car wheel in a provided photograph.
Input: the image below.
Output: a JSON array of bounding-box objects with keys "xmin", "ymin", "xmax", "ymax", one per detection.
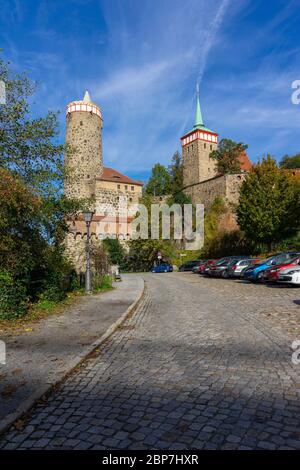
[{"xmin": 257, "ymin": 272, "xmax": 264, "ymax": 283}]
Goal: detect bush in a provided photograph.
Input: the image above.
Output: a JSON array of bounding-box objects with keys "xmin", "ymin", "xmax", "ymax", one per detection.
[
  {"xmin": 202, "ymin": 230, "xmax": 254, "ymax": 258},
  {"xmin": 38, "ymin": 255, "xmax": 79, "ymax": 302},
  {"xmin": 0, "ymin": 271, "xmax": 28, "ymax": 319},
  {"xmin": 93, "ymin": 274, "xmax": 113, "ymax": 292}
]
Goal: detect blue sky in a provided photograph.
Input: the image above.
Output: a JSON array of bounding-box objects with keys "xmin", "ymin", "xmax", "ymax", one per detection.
[{"xmin": 1, "ymin": 0, "xmax": 300, "ymax": 182}]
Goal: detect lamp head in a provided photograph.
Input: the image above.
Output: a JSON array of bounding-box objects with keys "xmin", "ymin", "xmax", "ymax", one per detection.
[{"xmin": 83, "ymin": 211, "xmax": 94, "ymax": 223}]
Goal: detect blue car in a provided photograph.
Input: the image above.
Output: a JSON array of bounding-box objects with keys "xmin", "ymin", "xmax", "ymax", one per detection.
[
  {"xmin": 151, "ymin": 263, "xmax": 173, "ymax": 273},
  {"xmin": 243, "ymin": 252, "xmax": 299, "ymax": 282}
]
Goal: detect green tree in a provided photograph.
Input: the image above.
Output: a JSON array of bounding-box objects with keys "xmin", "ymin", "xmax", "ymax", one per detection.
[
  {"xmin": 279, "ymin": 153, "xmax": 300, "ymax": 169},
  {"xmin": 0, "ymin": 56, "xmax": 65, "ymax": 195},
  {"xmin": 168, "ymin": 151, "xmax": 191, "ymax": 204},
  {"xmin": 103, "ymin": 238, "xmax": 128, "ymax": 269},
  {"xmin": 210, "ymin": 138, "xmax": 248, "ymax": 175},
  {"xmin": 128, "ymin": 238, "xmax": 175, "ymax": 271},
  {"xmin": 145, "ymin": 163, "xmax": 171, "ymax": 196},
  {"xmin": 0, "ymin": 57, "xmax": 84, "ymax": 316},
  {"xmin": 236, "ymin": 156, "xmax": 300, "ymax": 250}
]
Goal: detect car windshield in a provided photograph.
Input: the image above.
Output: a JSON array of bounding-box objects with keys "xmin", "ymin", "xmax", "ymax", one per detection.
[
  {"xmin": 265, "ymin": 256, "xmax": 277, "ymax": 265},
  {"xmin": 214, "ymin": 258, "xmax": 227, "ymax": 265}
]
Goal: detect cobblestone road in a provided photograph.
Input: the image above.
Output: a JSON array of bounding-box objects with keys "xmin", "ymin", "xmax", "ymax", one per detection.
[{"xmin": 0, "ymin": 273, "xmax": 299, "ymax": 450}]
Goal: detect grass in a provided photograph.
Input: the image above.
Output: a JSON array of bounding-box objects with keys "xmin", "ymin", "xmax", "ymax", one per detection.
[{"xmin": 0, "ymin": 276, "xmax": 114, "ymax": 336}]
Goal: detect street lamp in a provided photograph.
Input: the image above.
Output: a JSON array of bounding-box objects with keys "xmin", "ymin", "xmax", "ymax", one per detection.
[{"xmin": 83, "ymin": 211, "xmax": 94, "ymax": 294}]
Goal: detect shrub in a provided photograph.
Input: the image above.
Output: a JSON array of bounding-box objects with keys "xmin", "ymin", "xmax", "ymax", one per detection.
[
  {"xmin": 0, "ymin": 271, "xmax": 28, "ymax": 319},
  {"xmin": 38, "ymin": 253, "xmax": 79, "ymax": 302},
  {"xmin": 93, "ymin": 274, "xmax": 113, "ymax": 292}
]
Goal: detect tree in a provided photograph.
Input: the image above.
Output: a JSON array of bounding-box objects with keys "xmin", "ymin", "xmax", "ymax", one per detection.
[
  {"xmin": 0, "ymin": 167, "xmax": 43, "ymax": 282},
  {"xmin": 236, "ymin": 156, "xmax": 300, "ymax": 250},
  {"xmin": 0, "ymin": 56, "xmax": 84, "ymax": 316},
  {"xmin": 169, "ymin": 151, "xmax": 183, "ymax": 194},
  {"xmin": 210, "ymin": 138, "xmax": 248, "ymax": 175},
  {"xmin": 103, "ymin": 238, "xmax": 128, "ymax": 269},
  {"xmin": 128, "ymin": 238, "xmax": 175, "ymax": 271},
  {"xmin": 168, "ymin": 151, "xmax": 191, "ymax": 204},
  {"xmin": 0, "ymin": 56, "xmax": 65, "ymax": 196},
  {"xmin": 279, "ymin": 153, "xmax": 300, "ymax": 169},
  {"xmin": 145, "ymin": 163, "xmax": 171, "ymax": 196}
]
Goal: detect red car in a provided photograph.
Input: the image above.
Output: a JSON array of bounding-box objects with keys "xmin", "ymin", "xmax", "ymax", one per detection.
[
  {"xmin": 263, "ymin": 255, "xmax": 300, "ymax": 282},
  {"xmin": 198, "ymin": 259, "xmax": 216, "ymax": 274}
]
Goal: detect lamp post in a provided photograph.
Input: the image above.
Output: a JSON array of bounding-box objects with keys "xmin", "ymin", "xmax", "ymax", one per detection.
[{"xmin": 83, "ymin": 211, "xmax": 94, "ymax": 294}]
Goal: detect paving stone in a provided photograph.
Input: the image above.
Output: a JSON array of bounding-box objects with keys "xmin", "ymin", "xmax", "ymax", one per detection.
[{"xmin": 0, "ymin": 274, "xmax": 299, "ymax": 450}]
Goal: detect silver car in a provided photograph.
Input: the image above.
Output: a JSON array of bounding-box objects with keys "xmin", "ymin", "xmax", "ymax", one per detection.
[{"xmin": 227, "ymin": 259, "xmax": 254, "ymax": 278}]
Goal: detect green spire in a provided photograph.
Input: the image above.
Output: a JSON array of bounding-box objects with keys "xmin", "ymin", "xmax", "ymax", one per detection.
[{"xmin": 194, "ymin": 92, "xmax": 204, "ymax": 128}]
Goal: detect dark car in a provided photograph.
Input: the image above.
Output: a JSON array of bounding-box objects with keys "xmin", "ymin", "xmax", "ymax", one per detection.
[
  {"xmin": 207, "ymin": 256, "xmax": 249, "ymax": 277},
  {"xmin": 179, "ymin": 260, "xmax": 202, "ymax": 272},
  {"xmin": 151, "ymin": 263, "xmax": 173, "ymax": 273}
]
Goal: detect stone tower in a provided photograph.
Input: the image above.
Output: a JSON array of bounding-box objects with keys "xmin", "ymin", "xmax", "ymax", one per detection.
[
  {"xmin": 181, "ymin": 91, "xmax": 218, "ymax": 197},
  {"xmin": 65, "ymin": 90, "xmax": 103, "ymax": 199}
]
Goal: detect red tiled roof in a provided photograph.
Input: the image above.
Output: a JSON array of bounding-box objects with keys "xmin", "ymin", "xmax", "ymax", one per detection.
[
  {"xmin": 97, "ymin": 167, "xmax": 143, "ymax": 186},
  {"xmin": 238, "ymin": 151, "xmax": 253, "ymax": 172}
]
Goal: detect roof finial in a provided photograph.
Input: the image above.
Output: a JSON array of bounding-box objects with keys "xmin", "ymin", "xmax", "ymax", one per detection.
[
  {"xmin": 194, "ymin": 82, "xmax": 204, "ymax": 128},
  {"xmin": 83, "ymin": 90, "xmax": 91, "ymax": 102}
]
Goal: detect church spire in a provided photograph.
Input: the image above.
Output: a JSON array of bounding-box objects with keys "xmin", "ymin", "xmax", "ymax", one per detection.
[{"xmin": 194, "ymin": 83, "xmax": 204, "ymax": 128}]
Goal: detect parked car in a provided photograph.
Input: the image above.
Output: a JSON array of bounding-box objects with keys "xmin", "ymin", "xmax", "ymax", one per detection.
[
  {"xmin": 277, "ymin": 267, "xmax": 300, "ymax": 285},
  {"xmin": 243, "ymin": 252, "xmax": 300, "ymax": 282},
  {"xmin": 263, "ymin": 255, "xmax": 300, "ymax": 282},
  {"xmin": 208, "ymin": 256, "xmax": 249, "ymax": 278},
  {"xmin": 151, "ymin": 263, "xmax": 173, "ymax": 273},
  {"xmin": 179, "ymin": 260, "xmax": 202, "ymax": 272},
  {"xmin": 192, "ymin": 260, "xmax": 208, "ymax": 273},
  {"xmin": 199, "ymin": 259, "xmax": 216, "ymax": 275},
  {"xmin": 226, "ymin": 258, "xmax": 260, "ymax": 278}
]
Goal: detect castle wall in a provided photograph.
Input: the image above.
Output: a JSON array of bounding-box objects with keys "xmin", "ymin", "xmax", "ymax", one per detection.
[{"xmin": 185, "ymin": 173, "xmax": 246, "ymax": 210}]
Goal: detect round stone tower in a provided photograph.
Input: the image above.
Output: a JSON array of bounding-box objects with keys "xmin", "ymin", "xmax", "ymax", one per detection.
[{"xmin": 64, "ymin": 90, "xmax": 103, "ymax": 199}]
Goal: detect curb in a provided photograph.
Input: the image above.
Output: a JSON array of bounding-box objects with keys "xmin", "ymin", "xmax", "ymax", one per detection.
[{"xmin": 0, "ymin": 277, "xmax": 145, "ymax": 437}]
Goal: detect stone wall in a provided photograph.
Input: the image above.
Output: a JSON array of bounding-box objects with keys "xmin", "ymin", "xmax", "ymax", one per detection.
[
  {"xmin": 184, "ymin": 173, "xmax": 247, "ymax": 233},
  {"xmin": 94, "ymin": 184, "xmax": 139, "ymax": 217},
  {"xmin": 64, "ymin": 110, "xmax": 103, "ymax": 199},
  {"xmin": 185, "ymin": 173, "xmax": 246, "ymax": 210}
]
